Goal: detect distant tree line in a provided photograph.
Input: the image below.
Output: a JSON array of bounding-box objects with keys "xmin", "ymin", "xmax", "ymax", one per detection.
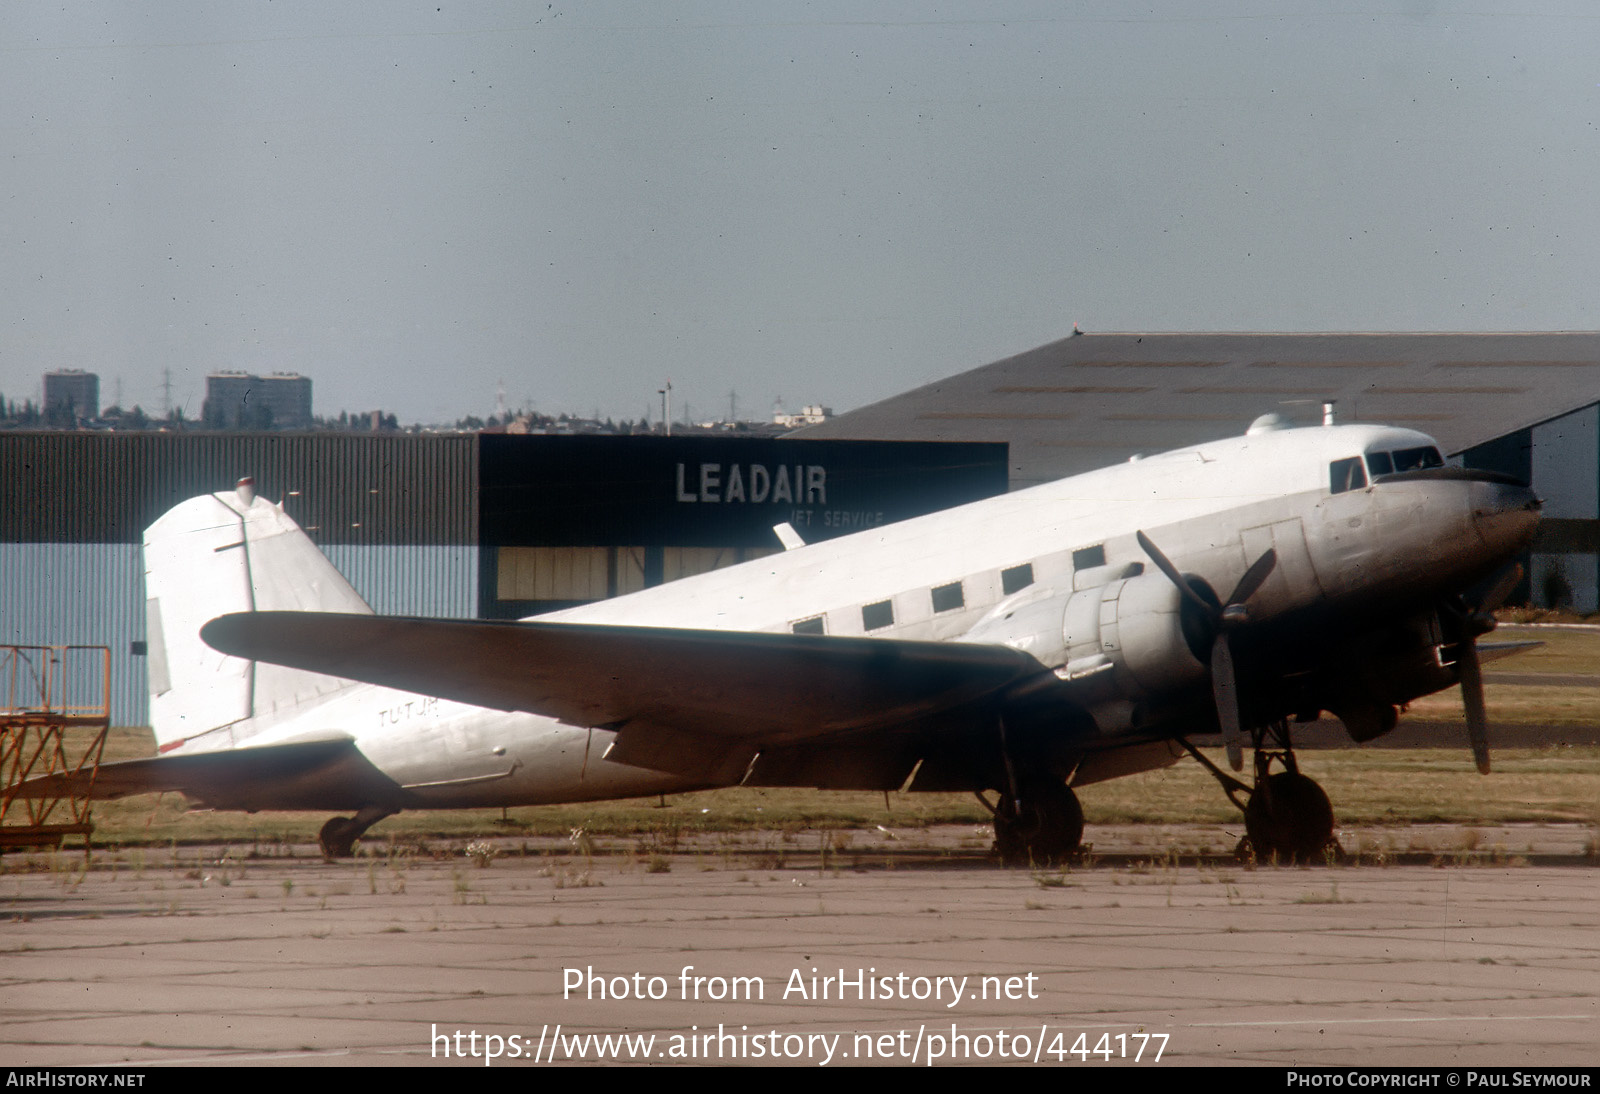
[
  {"xmin": 0, "ymin": 395, "xmax": 749, "ymax": 436},
  {"xmin": 0, "ymin": 394, "xmax": 177, "ymax": 430}
]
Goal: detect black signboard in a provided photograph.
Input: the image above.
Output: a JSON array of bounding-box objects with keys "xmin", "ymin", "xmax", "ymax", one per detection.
[{"xmin": 478, "ymin": 436, "xmax": 1009, "ymax": 548}]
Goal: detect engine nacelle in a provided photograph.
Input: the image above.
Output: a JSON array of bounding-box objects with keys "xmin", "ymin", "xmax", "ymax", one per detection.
[
  {"xmin": 961, "ymin": 573, "xmax": 1210, "ymax": 702},
  {"xmin": 1094, "ymin": 573, "xmax": 1211, "ymax": 697}
]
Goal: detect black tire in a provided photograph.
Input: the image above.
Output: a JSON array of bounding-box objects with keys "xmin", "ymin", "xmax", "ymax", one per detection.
[
  {"xmin": 318, "ymin": 816, "xmax": 361, "ymax": 859},
  {"xmin": 1244, "ymin": 772, "xmax": 1335, "ymax": 863},
  {"xmin": 994, "ymin": 782, "xmax": 1084, "ymax": 866}
]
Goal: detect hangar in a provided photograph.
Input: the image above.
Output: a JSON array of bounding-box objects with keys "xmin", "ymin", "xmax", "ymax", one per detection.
[
  {"xmin": 1, "ymin": 432, "xmax": 1006, "ymax": 722},
  {"xmin": 6, "ymin": 331, "xmax": 1600, "ymax": 727},
  {"xmin": 797, "ymin": 331, "xmax": 1600, "ymax": 612}
]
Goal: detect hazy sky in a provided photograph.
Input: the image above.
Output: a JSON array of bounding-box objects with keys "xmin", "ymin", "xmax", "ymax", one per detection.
[{"xmin": 4, "ymin": 2, "xmax": 1598, "ymax": 425}]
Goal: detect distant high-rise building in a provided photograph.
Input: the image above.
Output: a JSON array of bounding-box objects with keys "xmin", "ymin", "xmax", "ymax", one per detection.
[
  {"xmin": 204, "ymin": 371, "xmax": 313, "ymax": 429},
  {"xmin": 259, "ymin": 373, "xmax": 313, "ymax": 429},
  {"xmin": 43, "ymin": 370, "xmax": 99, "ymax": 421},
  {"xmin": 204, "ymin": 371, "xmax": 254, "ymax": 428}
]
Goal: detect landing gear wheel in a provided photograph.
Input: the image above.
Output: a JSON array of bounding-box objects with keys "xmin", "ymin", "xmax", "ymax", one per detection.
[
  {"xmin": 317, "ymin": 806, "xmax": 397, "ymax": 860},
  {"xmin": 993, "ymin": 782, "xmax": 1084, "ymax": 867},
  {"xmin": 1244, "ymin": 772, "xmax": 1335, "ymax": 863},
  {"xmin": 319, "ymin": 816, "xmax": 363, "ymax": 860}
]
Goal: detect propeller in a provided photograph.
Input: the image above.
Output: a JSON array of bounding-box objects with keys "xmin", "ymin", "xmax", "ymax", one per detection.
[
  {"xmin": 1443, "ymin": 563, "xmax": 1522, "ymax": 776},
  {"xmin": 1137, "ymin": 531, "xmax": 1277, "ymax": 771}
]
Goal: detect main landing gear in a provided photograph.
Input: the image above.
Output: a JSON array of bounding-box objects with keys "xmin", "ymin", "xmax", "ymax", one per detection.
[
  {"xmin": 1184, "ymin": 720, "xmax": 1338, "ymax": 863},
  {"xmin": 981, "ymin": 780, "xmax": 1085, "ymax": 867},
  {"xmin": 984, "ymin": 704, "xmax": 1086, "ymax": 866},
  {"xmin": 318, "ymin": 805, "xmax": 397, "ymax": 859}
]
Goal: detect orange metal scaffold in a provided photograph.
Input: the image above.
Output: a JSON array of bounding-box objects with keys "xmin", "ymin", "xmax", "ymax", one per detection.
[{"xmin": 0, "ymin": 645, "xmax": 111, "ymax": 850}]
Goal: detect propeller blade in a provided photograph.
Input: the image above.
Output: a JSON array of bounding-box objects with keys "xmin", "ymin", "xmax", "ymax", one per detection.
[
  {"xmin": 1476, "ymin": 563, "xmax": 1523, "ymax": 616},
  {"xmin": 1226, "ymin": 548, "xmax": 1278, "ymax": 612},
  {"xmin": 1136, "ymin": 531, "xmax": 1214, "ymax": 615},
  {"xmin": 1211, "ymin": 635, "xmax": 1245, "ymax": 771},
  {"xmin": 1457, "ymin": 639, "xmax": 1491, "ymax": 775}
]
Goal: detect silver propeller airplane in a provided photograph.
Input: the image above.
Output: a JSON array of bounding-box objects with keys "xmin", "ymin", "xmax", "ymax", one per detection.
[{"xmin": 25, "ymin": 417, "xmax": 1541, "ymax": 861}]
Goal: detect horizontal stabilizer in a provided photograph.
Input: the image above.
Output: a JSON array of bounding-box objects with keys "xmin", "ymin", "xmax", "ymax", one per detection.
[
  {"xmin": 1476, "ymin": 639, "xmax": 1543, "ymax": 663},
  {"xmin": 201, "ymin": 612, "xmax": 1042, "ymax": 744},
  {"xmin": 12, "ymin": 738, "xmax": 403, "ymax": 812}
]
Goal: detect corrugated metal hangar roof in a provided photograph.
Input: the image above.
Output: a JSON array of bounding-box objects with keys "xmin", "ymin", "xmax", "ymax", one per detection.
[{"xmin": 794, "ymin": 332, "xmax": 1600, "ymax": 487}]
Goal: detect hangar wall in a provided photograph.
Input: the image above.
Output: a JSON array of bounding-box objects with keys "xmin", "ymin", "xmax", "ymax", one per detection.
[
  {"xmin": 1530, "ymin": 404, "xmax": 1599, "ymax": 612},
  {"xmin": 1458, "ymin": 402, "xmax": 1600, "ymax": 611},
  {"xmin": 476, "ymin": 435, "xmax": 1009, "ymax": 618},
  {"xmin": 1464, "ymin": 402, "xmax": 1600, "ymax": 613},
  {"xmin": 12, "ymin": 331, "xmax": 1598, "ymax": 725},
  {"xmin": 800, "ymin": 332, "xmax": 1600, "ymax": 612},
  {"xmin": 1, "ymin": 433, "xmax": 480, "ymax": 724},
  {"xmin": 3, "ymin": 432, "xmax": 1008, "ymax": 724}
]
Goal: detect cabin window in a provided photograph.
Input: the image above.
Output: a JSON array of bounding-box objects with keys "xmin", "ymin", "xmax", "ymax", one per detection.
[
  {"xmin": 1072, "ymin": 544, "xmax": 1106, "ymax": 571},
  {"xmin": 862, "ymin": 600, "xmax": 894, "ymax": 631},
  {"xmin": 1392, "ymin": 445, "xmax": 1444, "ymax": 472},
  {"xmin": 931, "ymin": 581, "xmax": 964, "ymax": 613},
  {"xmin": 1329, "ymin": 457, "xmax": 1367, "ymax": 494},
  {"xmin": 791, "ymin": 616, "xmax": 825, "ymax": 635},
  {"xmin": 1001, "ymin": 563, "xmax": 1034, "ymax": 595},
  {"xmin": 1365, "ymin": 451, "xmax": 1394, "ymax": 478}
]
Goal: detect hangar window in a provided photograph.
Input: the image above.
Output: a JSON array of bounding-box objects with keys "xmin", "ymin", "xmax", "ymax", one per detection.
[
  {"xmin": 862, "ymin": 600, "xmax": 895, "ymax": 632},
  {"xmin": 1072, "ymin": 544, "xmax": 1105, "ymax": 571},
  {"xmin": 931, "ymin": 581, "xmax": 964, "ymax": 613},
  {"xmin": 791, "ymin": 616, "xmax": 826, "ymax": 635},
  {"xmin": 1392, "ymin": 445, "xmax": 1444, "ymax": 472},
  {"xmin": 1329, "ymin": 457, "xmax": 1367, "ymax": 494},
  {"xmin": 1001, "ymin": 563, "xmax": 1034, "ymax": 595}
]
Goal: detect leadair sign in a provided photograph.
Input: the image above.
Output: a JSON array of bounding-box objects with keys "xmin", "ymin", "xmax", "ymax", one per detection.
[
  {"xmin": 672, "ymin": 458, "xmax": 897, "ymax": 535},
  {"xmin": 479, "ymin": 435, "xmax": 1008, "ymax": 548},
  {"xmin": 674, "ymin": 461, "xmax": 826, "ymax": 504}
]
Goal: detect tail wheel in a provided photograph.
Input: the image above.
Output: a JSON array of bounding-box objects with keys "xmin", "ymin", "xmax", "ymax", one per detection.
[
  {"xmin": 317, "ymin": 806, "xmax": 397, "ymax": 859},
  {"xmin": 994, "ymin": 781, "xmax": 1084, "ymax": 866},
  {"xmin": 318, "ymin": 816, "xmax": 363, "ymax": 859},
  {"xmin": 1243, "ymin": 772, "xmax": 1335, "ymax": 862}
]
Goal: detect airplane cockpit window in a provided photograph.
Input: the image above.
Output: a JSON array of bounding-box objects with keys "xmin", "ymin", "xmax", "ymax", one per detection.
[
  {"xmin": 1392, "ymin": 445, "xmax": 1444, "ymax": 472},
  {"xmin": 1329, "ymin": 457, "xmax": 1367, "ymax": 494},
  {"xmin": 1364, "ymin": 450, "xmax": 1394, "ymax": 478},
  {"xmin": 791, "ymin": 616, "xmax": 825, "ymax": 635}
]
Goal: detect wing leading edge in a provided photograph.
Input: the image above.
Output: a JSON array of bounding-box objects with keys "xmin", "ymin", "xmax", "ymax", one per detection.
[{"xmin": 200, "ymin": 612, "xmax": 1047, "ymax": 774}]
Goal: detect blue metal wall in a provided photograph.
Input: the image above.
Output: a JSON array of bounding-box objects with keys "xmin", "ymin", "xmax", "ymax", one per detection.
[
  {"xmin": 2, "ymin": 543, "xmax": 143, "ymax": 720},
  {"xmin": 1, "ymin": 542, "xmax": 477, "ymax": 725},
  {"xmin": 2, "ymin": 432, "xmax": 479, "ymax": 725}
]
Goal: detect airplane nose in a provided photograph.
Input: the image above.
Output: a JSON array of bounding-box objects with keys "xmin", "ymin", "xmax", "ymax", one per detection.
[{"xmin": 1470, "ymin": 479, "xmax": 1541, "ymax": 554}]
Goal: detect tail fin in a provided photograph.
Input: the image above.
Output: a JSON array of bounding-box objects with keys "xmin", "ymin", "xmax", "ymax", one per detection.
[{"xmin": 144, "ymin": 480, "xmax": 373, "ymax": 752}]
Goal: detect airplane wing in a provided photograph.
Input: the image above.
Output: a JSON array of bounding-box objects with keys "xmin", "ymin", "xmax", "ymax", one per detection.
[{"xmin": 201, "ymin": 612, "xmax": 1047, "ymax": 781}]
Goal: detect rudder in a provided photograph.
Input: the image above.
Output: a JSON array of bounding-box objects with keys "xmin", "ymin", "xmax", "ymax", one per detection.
[{"xmin": 144, "ymin": 480, "xmax": 373, "ymax": 752}]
